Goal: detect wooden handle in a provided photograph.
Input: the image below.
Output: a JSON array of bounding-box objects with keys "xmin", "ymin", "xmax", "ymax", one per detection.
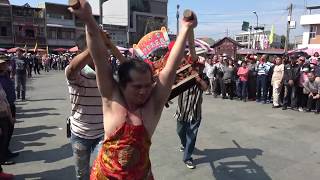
[
  {"xmin": 100, "ymin": 30, "xmax": 126, "ymax": 64},
  {"xmin": 183, "ymin": 9, "xmax": 197, "ymax": 62},
  {"xmin": 69, "ymin": 0, "xmax": 80, "ymax": 9},
  {"xmin": 183, "ymin": 9, "xmax": 194, "ymax": 21}
]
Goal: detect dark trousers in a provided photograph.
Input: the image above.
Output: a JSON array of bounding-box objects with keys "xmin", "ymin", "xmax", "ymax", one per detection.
[
  {"xmin": 256, "ymin": 75, "xmax": 267, "ymax": 101},
  {"xmin": 28, "ymin": 65, "xmax": 33, "ymax": 78},
  {"xmin": 34, "ymin": 63, "xmax": 40, "ymax": 75},
  {"xmin": 307, "ymin": 95, "xmax": 320, "ymax": 112},
  {"xmin": 283, "ymin": 85, "xmax": 297, "ymax": 108},
  {"xmin": 267, "ymin": 80, "xmax": 273, "ymax": 101},
  {"xmin": 248, "ymin": 74, "xmax": 257, "ymax": 100},
  {"xmin": 0, "ymin": 118, "xmax": 10, "ymax": 163},
  {"xmin": 177, "ymin": 119, "xmax": 201, "ymax": 162},
  {"xmin": 238, "ymin": 80, "xmax": 248, "ymax": 99},
  {"xmin": 296, "ymin": 87, "xmax": 308, "ymax": 108},
  {"xmin": 214, "ymin": 77, "xmax": 224, "ymax": 96},
  {"xmin": 222, "ymin": 81, "xmax": 235, "ymax": 99},
  {"xmin": 16, "ymin": 74, "xmax": 26, "ymax": 99}
]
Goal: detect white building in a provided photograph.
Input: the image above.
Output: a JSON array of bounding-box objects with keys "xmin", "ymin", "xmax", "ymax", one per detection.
[
  {"xmin": 87, "ymin": 0, "xmax": 168, "ymax": 47},
  {"xmin": 298, "ymin": 6, "xmax": 320, "ymax": 49},
  {"xmin": 235, "ymin": 30, "xmax": 281, "ymax": 50}
]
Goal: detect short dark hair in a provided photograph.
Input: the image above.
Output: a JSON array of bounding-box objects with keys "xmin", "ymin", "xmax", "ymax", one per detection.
[{"xmin": 118, "ymin": 58, "xmax": 153, "ymax": 88}]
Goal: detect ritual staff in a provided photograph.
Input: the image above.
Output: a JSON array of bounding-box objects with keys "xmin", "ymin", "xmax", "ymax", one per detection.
[{"xmin": 69, "ymin": 0, "xmax": 198, "ymax": 179}]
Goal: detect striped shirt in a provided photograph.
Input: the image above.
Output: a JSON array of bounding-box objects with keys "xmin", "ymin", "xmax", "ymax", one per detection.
[
  {"xmin": 66, "ymin": 65, "xmax": 104, "ymax": 139},
  {"xmin": 175, "ymin": 85, "xmax": 203, "ymax": 122}
]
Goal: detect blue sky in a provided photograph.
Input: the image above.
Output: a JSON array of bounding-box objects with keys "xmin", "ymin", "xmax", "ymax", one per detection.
[{"xmin": 10, "ymin": 0, "xmax": 320, "ymax": 40}]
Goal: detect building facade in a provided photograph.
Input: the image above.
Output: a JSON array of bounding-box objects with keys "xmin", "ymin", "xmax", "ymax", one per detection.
[
  {"xmin": 298, "ymin": 6, "xmax": 320, "ymax": 49},
  {"xmin": 39, "ymin": 2, "xmax": 77, "ymax": 49},
  {"xmin": 235, "ymin": 30, "xmax": 281, "ymax": 50},
  {"xmin": 11, "ymin": 3, "xmax": 46, "ymax": 48},
  {"xmin": 88, "ymin": 0, "xmax": 168, "ymax": 47},
  {"xmin": 0, "ymin": 0, "xmax": 13, "ymax": 48}
]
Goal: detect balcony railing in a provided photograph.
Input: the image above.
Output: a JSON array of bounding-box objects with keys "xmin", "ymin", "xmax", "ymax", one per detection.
[
  {"xmin": 14, "ymin": 36, "xmax": 46, "ymax": 45},
  {"xmin": 47, "ymin": 17, "xmax": 75, "ymax": 27}
]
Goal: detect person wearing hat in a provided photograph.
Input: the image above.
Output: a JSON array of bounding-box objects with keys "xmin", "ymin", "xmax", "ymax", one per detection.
[
  {"xmin": 13, "ymin": 48, "xmax": 28, "ymax": 101},
  {"xmin": 0, "ymin": 55, "xmax": 19, "ymax": 164}
]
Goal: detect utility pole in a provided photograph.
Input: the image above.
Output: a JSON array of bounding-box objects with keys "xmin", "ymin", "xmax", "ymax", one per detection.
[
  {"xmin": 176, "ymin": 4, "xmax": 180, "ymax": 36},
  {"xmin": 285, "ymin": 3, "xmax": 293, "ymax": 53},
  {"xmin": 248, "ymin": 26, "xmax": 252, "ymax": 49},
  {"xmin": 99, "ymin": 0, "xmax": 103, "ymax": 24},
  {"xmin": 226, "ymin": 28, "xmax": 229, "ymax": 37}
]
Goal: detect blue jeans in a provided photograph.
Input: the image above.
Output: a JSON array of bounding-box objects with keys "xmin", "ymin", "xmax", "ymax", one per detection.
[
  {"xmin": 238, "ymin": 80, "xmax": 248, "ymax": 99},
  {"xmin": 256, "ymin": 75, "xmax": 267, "ymax": 102},
  {"xmin": 70, "ymin": 133, "xmax": 104, "ymax": 180},
  {"xmin": 177, "ymin": 119, "xmax": 201, "ymax": 162}
]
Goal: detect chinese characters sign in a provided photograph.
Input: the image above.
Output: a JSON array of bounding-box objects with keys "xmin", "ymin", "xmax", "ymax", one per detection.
[{"xmin": 133, "ymin": 27, "xmax": 170, "ymax": 60}]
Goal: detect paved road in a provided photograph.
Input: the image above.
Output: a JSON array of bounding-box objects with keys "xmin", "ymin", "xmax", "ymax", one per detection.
[{"xmin": 3, "ymin": 71, "xmax": 320, "ymax": 180}]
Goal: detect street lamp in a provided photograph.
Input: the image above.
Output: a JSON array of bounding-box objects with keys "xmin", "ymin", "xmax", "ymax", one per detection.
[{"xmin": 253, "ymin": 11, "xmax": 258, "ymax": 28}]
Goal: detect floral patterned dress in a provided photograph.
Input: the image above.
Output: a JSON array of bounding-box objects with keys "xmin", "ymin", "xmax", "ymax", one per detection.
[{"xmin": 90, "ymin": 122, "xmax": 153, "ymax": 180}]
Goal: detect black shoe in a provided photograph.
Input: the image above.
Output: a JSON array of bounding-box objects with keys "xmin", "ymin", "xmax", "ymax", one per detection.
[
  {"xmin": 7, "ymin": 152, "xmax": 19, "ymax": 159},
  {"xmin": 185, "ymin": 159, "xmax": 196, "ymax": 169},
  {"xmin": 1, "ymin": 160, "xmax": 15, "ymax": 165},
  {"xmin": 305, "ymin": 109, "xmax": 311, "ymax": 112},
  {"xmin": 315, "ymin": 111, "xmax": 320, "ymax": 114},
  {"xmin": 272, "ymin": 105, "xmax": 281, "ymax": 108},
  {"xmin": 282, "ymin": 106, "xmax": 287, "ymax": 110}
]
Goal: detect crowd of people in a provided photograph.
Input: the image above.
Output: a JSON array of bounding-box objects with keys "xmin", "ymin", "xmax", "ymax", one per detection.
[
  {"xmin": 203, "ymin": 52, "xmax": 320, "ymax": 114},
  {"xmin": 0, "ymin": 48, "xmax": 76, "ymax": 179}
]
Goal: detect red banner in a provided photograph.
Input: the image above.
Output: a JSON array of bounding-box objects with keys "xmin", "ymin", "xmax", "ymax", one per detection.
[{"xmin": 133, "ymin": 27, "xmax": 170, "ymax": 60}]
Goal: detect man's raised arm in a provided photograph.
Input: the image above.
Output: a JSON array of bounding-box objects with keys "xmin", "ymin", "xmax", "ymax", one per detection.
[
  {"xmin": 69, "ymin": 0, "xmax": 114, "ymax": 100},
  {"xmin": 154, "ymin": 13, "xmax": 198, "ymax": 108}
]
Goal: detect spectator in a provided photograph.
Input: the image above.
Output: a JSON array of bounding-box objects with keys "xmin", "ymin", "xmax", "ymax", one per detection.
[
  {"xmin": 213, "ymin": 55, "xmax": 224, "ymax": 97},
  {"xmin": 255, "ymin": 54, "xmax": 270, "ymax": 103},
  {"xmin": 204, "ymin": 56, "xmax": 215, "ymax": 95},
  {"xmin": 222, "ymin": 58, "xmax": 236, "ymax": 100},
  {"xmin": 237, "ymin": 61, "xmax": 249, "ymax": 102},
  {"xmin": 247, "ymin": 55, "xmax": 257, "ymax": 100},
  {"xmin": 14, "ymin": 48, "xmax": 28, "ymax": 101},
  {"xmin": 282, "ymin": 58, "xmax": 300, "ymax": 110},
  {"xmin": 271, "ymin": 57, "xmax": 284, "ymax": 108},
  {"xmin": 0, "ymin": 55, "xmax": 18, "ymax": 164},
  {"xmin": 303, "ymin": 71, "xmax": 320, "ymax": 114}
]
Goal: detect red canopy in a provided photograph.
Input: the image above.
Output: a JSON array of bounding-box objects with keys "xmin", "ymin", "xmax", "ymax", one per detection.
[
  {"xmin": 53, "ymin": 48, "xmax": 67, "ymax": 52},
  {"xmin": 69, "ymin": 46, "xmax": 79, "ymax": 52},
  {"xmin": 7, "ymin": 47, "xmax": 23, "ymax": 53}
]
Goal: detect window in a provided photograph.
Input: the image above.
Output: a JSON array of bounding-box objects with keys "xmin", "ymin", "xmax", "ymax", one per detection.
[
  {"xmin": 310, "ymin": 25, "xmax": 317, "ymax": 39},
  {"xmin": 235, "ymin": 36, "xmax": 242, "ymax": 42},
  {"xmin": 25, "ymin": 29, "xmax": 35, "ymax": 38},
  {"xmin": 1, "ymin": 27, "xmax": 7, "ymax": 36},
  {"xmin": 243, "ymin": 35, "xmax": 248, "ymax": 42}
]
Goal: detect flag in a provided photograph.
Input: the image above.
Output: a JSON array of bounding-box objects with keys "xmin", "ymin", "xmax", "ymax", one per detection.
[
  {"xmin": 269, "ymin": 25, "xmax": 275, "ymax": 45},
  {"xmin": 34, "ymin": 42, "xmax": 38, "ymax": 53},
  {"xmin": 23, "ymin": 43, "xmax": 27, "ymax": 50},
  {"xmin": 46, "ymin": 46, "xmax": 49, "ymax": 54}
]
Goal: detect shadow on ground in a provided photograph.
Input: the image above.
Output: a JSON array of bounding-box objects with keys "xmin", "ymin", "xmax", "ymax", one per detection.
[
  {"xmin": 12, "ymin": 144, "xmax": 73, "ymax": 164},
  {"xmin": 27, "ymin": 98, "xmax": 66, "ymax": 102},
  {"xmin": 14, "ymin": 166, "xmax": 76, "ymax": 180},
  {"xmin": 193, "ymin": 140, "xmax": 271, "ymax": 180}
]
